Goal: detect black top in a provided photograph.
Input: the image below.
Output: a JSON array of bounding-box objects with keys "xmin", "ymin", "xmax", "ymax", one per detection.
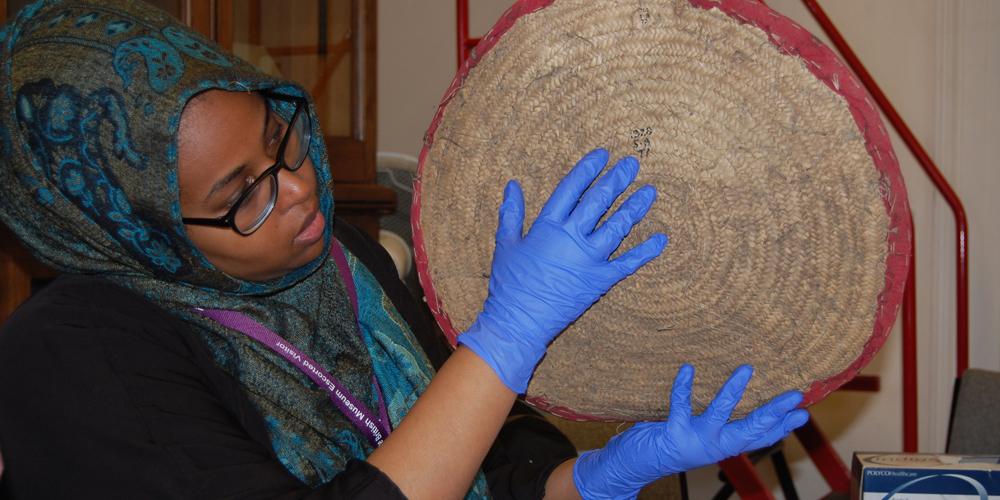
[{"xmin": 0, "ymin": 221, "xmax": 575, "ymax": 499}]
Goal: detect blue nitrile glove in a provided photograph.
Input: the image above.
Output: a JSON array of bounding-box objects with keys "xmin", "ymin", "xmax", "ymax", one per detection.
[
  {"xmin": 573, "ymin": 365, "xmax": 810, "ymax": 500},
  {"xmin": 458, "ymin": 149, "xmax": 668, "ymax": 393}
]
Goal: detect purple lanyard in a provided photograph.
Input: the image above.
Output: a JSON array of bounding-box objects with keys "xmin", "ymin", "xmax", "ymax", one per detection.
[{"xmin": 194, "ymin": 239, "xmax": 391, "ymax": 447}]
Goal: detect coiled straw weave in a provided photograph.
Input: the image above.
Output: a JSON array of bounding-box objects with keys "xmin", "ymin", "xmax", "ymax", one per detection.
[{"xmin": 414, "ymin": 0, "xmax": 911, "ymax": 421}]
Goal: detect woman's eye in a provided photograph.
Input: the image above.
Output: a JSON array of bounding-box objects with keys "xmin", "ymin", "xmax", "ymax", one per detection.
[
  {"xmin": 223, "ymin": 191, "xmax": 242, "ymax": 211},
  {"xmin": 223, "ymin": 176, "xmax": 254, "ymax": 211},
  {"xmin": 266, "ymin": 124, "xmax": 284, "ymax": 153}
]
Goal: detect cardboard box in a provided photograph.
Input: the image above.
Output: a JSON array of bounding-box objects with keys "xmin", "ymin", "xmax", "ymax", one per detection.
[{"xmin": 853, "ymin": 452, "xmax": 1000, "ymax": 499}]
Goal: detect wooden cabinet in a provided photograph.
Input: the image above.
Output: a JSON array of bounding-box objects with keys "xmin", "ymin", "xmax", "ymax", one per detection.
[
  {"xmin": 211, "ymin": 0, "xmax": 394, "ymax": 237},
  {"xmin": 118, "ymin": 0, "xmax": 396, "ymax": 234},
  {"xmin": 0, "ymin": 0, "xmax": 393, "ymax": 322}
]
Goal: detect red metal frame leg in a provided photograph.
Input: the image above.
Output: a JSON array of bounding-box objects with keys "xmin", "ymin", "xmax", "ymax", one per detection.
[
  {"xmin": 793, "ymin": 415, "xmax": 851, "ymax": 493},
  {"xmin": 719, "ymin": 455, "xmax": 776, "ymax": 500},
  {"xmin": 456, "ymin": 0, "xmax": 469, "ymax": 67},
  {"xmin": 839, "ymin": 375, "xmax": 880, "ymax": 392},
  {"xmin": 718, "ymin": 419, "xmax": 850, "ymax": 499},
  {"xmin": 902, "ymin": 218, "xmax": 918, "ymax": 452}
]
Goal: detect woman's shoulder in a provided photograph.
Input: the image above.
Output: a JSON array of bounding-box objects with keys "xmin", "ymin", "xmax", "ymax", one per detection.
[
  {"xmin": 5, "ymin": 274, "xmax": 167, "ymax": 319},
  {"xmin": 0, "ymin": 275, "xmax": 327, "ymax": 498},
  {"xmin": 0, "ymin": 274, "xmax": 190, "ymax": 359}
]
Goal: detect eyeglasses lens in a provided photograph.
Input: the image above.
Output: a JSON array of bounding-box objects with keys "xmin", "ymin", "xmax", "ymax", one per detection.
[
  {"xmin": 233, "ymin": 101, "xmax": 312, "ymax": 235},
  {"xmin": 234, "ymin": 174, "xmax": 278, "ymax": 234},
  {"xmin": 284, "ymin": 108, "xmax": 311, "ymax": 171}
]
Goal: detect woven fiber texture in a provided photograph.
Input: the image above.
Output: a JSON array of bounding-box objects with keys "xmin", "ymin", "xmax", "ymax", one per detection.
[{"xmin": 415, "ymin": 0, "xmax": 911, "ymax": 421}]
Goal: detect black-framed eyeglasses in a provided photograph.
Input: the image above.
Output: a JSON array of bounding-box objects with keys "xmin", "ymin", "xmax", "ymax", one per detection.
[{"xmin": 182, "ymin": 90, "xmax": 313, "ymax": 236}]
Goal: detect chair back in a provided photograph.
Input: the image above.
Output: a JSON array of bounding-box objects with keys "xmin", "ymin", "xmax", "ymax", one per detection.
[{"xmin": 947, "ymin": 368, "xmax": 1000, "ymax": 454}]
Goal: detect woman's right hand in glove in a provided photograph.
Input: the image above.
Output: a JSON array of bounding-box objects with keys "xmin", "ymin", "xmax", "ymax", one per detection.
[{"xmin": 458, "ymin": 148, "xmax": 668, "ymax": 393}]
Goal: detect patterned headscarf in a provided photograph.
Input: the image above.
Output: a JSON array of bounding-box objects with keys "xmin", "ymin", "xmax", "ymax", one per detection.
[{"xmin": 0, "ymin": 1, "xmax": 488, "ymax": 495}]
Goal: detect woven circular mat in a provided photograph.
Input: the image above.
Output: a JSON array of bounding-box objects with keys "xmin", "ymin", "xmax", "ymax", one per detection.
[{"xmin": 413, "ymin": 0, "xmax": 911, "ymax": 421}]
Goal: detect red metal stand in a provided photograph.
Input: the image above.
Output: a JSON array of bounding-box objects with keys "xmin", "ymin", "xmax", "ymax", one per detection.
[
  {"xmin": 902, "ymin": 217, "xmax": 918, "ymax": 452},
  {"xmin": 801, "ymin": 0, "xmax": 970, "ymax": 453},
  {"xmin": 456, "ymin": 0, "xmax": 480, "ymax": 69},
  {"xmin": 719, "ymin": 455, "xmax": 775, "ymax": 500},
  {"xmin": 794, "ymin": 419, "xmax": 852, "ymax": 493}
]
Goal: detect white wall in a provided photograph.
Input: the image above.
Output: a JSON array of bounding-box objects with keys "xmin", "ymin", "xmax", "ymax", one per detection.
[{"xmin": 378, "ymin": 1, "xmax": 1000, "ymax": 497}]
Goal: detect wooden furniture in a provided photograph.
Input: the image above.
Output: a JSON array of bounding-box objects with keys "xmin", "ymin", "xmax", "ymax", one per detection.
[
  {"xmin": 211, "ymin": 0, "xmax": 395, "ymax": 236},
  {"xmin": 0, "ymin": 0, "xmax": 393, "ymax": 322},
  {"xmin": 0, "ymin": 225, "xmax": 56, "ymax": 324}
]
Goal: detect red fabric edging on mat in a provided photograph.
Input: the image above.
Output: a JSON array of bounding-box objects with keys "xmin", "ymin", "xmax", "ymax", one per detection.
[{"xmin": 413, "ymin": 0, "xmax": 911, "ymax": 421}]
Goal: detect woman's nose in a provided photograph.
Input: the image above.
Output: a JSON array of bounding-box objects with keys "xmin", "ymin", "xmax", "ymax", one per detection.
[{"xmin": 275, "ymin": 158, "xmax": 317, "ymax": 212}]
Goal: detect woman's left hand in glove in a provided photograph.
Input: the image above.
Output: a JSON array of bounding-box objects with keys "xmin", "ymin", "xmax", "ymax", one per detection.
[{"xmin": 572, "ymin": 364, "xmax": 810, "ymax": 500}]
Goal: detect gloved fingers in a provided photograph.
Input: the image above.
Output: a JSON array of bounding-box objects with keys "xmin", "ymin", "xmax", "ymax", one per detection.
[
  {"xmin": 495, "ymin": 180, "xmax": 525, "ymax": 246},
  {"xmin": 590, "ymin": 184, "xmax": 657, "ymax": 255},
  {"xmin": 538, "ymin": 148, "xmax": 609, "ymax": 222},
  {"xmin": 667, "ymin": 363, "xmax": 695, "ymax": 422},
  {"xmin": 610, "ymin": 233, "xmax": 668, "ymax": 277},
  {"xmin": 724, "ymin": 391, "xmax": 803, "ymax": 441},
  {"xmin": 569, "ymin": 155, "xmax": 640, "ymax": 232},
  {"xmin": 741, "ymin": 409, "xmax": 810, "ymax": 453},
  {"xmin": 701, "ymin": 365, "xmax": 754, "ymax": 426}
]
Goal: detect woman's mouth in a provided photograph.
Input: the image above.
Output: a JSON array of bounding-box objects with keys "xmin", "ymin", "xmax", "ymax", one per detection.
[{"xmin": 294, "ymin": 209, "xmax": 325, "ymax": 246}]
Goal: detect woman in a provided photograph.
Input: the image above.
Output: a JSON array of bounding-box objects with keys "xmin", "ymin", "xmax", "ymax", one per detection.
[{"xmin": 0, "ymin": 1, "xmax": 808, "ymax": 498}]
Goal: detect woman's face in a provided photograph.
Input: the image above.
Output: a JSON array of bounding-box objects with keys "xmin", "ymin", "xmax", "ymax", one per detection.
[{"xmin": 177, "ymin": 90, "xmax": 327, "ymax": 282}]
